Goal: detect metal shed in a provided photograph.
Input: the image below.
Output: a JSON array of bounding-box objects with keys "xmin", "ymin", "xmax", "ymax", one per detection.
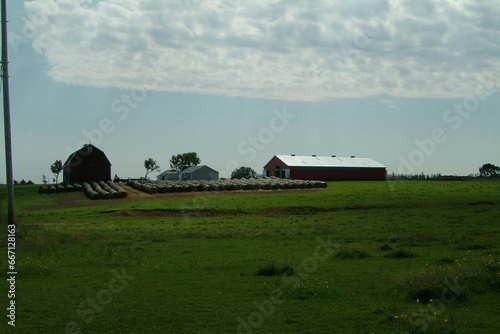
[
  {"xmin": 157, "ymin": 169, "xmax": 179, "ymax": 181},
  {"xmin": 178, "ymin": 165, "xmax": 219, "ymax": 180}
]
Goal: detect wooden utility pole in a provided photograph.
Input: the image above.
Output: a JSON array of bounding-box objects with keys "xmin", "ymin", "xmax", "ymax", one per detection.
[{"xmin": 2, "ymin": 0, "xmax": 15, "ymax": 226}]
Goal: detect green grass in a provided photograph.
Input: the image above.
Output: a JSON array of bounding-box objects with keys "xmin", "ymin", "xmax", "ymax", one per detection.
[{"xmin": 1, "ymin": 179, "xmax": 499, "ymax": 333}]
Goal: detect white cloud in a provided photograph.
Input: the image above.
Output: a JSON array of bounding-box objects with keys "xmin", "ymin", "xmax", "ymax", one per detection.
[{"xmin": 24, "ymin": 0, "xmax": 500, "ymax": 101}]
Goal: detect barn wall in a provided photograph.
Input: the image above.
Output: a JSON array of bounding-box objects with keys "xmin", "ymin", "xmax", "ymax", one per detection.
[
  {"xmin": 263, "ymin": 156, "xmax": 289, "ymax": 177},
  {"xmin": 290, "ymin": 167, "xmax": 386, "ymax": 180}
]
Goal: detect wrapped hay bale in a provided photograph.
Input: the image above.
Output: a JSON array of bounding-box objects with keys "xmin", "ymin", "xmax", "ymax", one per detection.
[
  {"xmin": 269, "ymin": 183, "xmax": 279, "ymax": 190},
  {"xmin": 106, "ymin": 181, "xmax": 127, "ymax": 198},
  {"xmin": 47, "ymin": 185, "xmax": 56, "ymax": 194},
  {"xmin": 82, "ymin": 182, "xmax": 101, "ymax": 200},
  {"xmin": 99, "ymin": 181, "xmax": 120, "ymax": 199},
  {"xmin": 38, "ymin": 186, "xmax": 48, "ymax": 194},
  {"xmin": 241, "ymin": 183, "xmax": 252, "ymax": 190},
  {"xmin": 156, "ymin": 184, "xmax": 168, "ymax": 193},
  {"xmin": 90, "ymin": 181, "xmax": 111, "ymax": 199},
  {"xmin": 252, "ymin": 183, "xmax": 261, "ymax": 190},
  {"xmin": 129, "ymin": 180, "xmax": 157, "ymax": 194}
]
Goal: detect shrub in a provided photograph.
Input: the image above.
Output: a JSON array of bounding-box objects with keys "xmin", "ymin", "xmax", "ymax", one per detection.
[
  {"xmin": 335, "ymin": 244, "xmax": 370, "ymax": 259},
  {"xmin": 256, "ymin": 262, "xmax": 294, "ymax": 276},
  {"xmin": 385, "ymin": 249, "xmax": 415, "ymax": 259}
]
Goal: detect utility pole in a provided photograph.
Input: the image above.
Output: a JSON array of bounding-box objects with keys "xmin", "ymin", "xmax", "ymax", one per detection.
[{"xmin": 2, "ymin": 0, "xmax": 15, "ymax": 226}]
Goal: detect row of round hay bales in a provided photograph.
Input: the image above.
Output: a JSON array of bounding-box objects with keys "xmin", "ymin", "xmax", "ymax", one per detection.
[
  {"xmin": 89, "ymin": 181, "xmax": 113, "ymax": 199},
  {"xmin": 83, "ymin": 181, "xmax": 128, "ymax": 200},
  {"xmin": 105, "ymin": 181, "xmax": 127, "ymax": 198},
  {"xmin": 127, "ymin": 180, "xmax": 158, "ymax": 194},
  {"xmin": 39, "ymin": 181, "xmax": 127, "ymax": 200},
  {"xmin": 39, "ymin": 183, "xmax": 83, "ymax": 194},
  {"xmin": 82, "ymin": 182, "xmax": 101, "ymax": 200},
  {"xmin": 129, "ymin": 178, "xmax": 327, "ymax": 194}
]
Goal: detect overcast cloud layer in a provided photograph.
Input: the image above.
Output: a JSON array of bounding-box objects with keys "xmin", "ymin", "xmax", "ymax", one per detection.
[{"xmin": 24, "ymin": 0, "xmax": 500, "ymax": 101}]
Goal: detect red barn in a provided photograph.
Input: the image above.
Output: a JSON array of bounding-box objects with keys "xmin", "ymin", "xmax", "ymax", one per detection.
[
  {"xmin": 263, "ymin": 155, "xmax": 386, "ymax": 180},
  {"xmin": 63, "ymin": 144, "xmax": 111, "ymax": 183}
]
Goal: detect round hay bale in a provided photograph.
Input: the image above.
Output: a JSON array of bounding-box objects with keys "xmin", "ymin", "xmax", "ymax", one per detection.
[
  {"xmin": 38, "ymin": 186, "xmax": 48, "ymax": 194},
  {"xmin": 106, "ymin": 181, "xmax": 127, "ymax": 198}
]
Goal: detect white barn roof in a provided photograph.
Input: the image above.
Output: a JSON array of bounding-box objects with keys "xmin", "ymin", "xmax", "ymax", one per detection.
[{"xmin": 275, "ymin": 155, "xmax": 386, "ymax": 168}]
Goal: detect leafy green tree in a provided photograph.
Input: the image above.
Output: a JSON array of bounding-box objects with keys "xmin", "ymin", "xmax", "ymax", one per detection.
[
  {"xmin": 170, "ymin": 152, "xmax": 200, "ymax": 171},
  {"xmin": 231, "ymin": 166, "xmax": 257, "ymax": 179},
  {"xmin": 42, "ymin": 175, "xmax": 47, "ymax": 184},
  {"xmin": 50, "ymin": 160, "xmax": 63, "ymax": 184},
  {"xmin": 479, "ymin": 163, "xmax": 500, "ymax": 177},
  {"xmin": 144, "ymin": 158, "xmax": 160, "ymax": 179},
  {"xmin": 113, "ymin": 174, "xmax": 121, "ymax": 183}
]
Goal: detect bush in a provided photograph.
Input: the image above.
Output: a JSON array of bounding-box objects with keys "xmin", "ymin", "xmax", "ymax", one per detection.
[
  {"xmin": 256, "ymin": 262, "xmax": 294, "ymax": 276},
  {"xmin": 335, "ymin": 245, "xmax": 370, "ymax": 259},
  {"xmin": 385, "ymin": 249, "xmax": 415, "ymax": 259}
]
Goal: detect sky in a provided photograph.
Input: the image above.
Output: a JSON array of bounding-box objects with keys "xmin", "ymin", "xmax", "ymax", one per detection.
[{"xmin": 1, "ymin": 0, "xmax": 499, "ymax": 183}]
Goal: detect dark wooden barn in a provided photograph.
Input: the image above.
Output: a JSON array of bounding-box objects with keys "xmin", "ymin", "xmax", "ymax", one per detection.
[
  {"xmin": 263, "ymin": 155, "xmax": 386, "ymax": 180},
  {"xmin": 63, "ymin": 144, "xmax": 111, "ymax": 183}
]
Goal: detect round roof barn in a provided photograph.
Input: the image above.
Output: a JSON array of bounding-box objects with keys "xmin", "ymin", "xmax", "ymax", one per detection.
[{"xmin": 63, "ymin": 144, "xmax": 111, "ymax": 183}]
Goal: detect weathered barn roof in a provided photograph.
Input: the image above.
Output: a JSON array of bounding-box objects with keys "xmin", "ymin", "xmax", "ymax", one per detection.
[
  {"xmin": 63, "ymin": 144, "xmax": 111, "ymax": 168},
  {"xmin": 273, "ymin": 155, "xmax": 386, "ymax": 168},
  {"xmin": 180, "ymin": 165, "xmax": 218, "ymax": 174},
  {"xmin": 158, "ymin": 169, "xmax": 178, "ymax": 176}
]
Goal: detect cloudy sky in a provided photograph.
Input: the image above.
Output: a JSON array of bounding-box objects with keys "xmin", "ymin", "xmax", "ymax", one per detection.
[{"xmin": 1, "ymin": 0, "xmax": 499, "ymax": 182}]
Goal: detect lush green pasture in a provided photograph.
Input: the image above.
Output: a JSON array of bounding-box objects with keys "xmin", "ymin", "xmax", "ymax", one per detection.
[{"xmin": 1, "ymin": 180, "xmax": 499, "ymax": 333}]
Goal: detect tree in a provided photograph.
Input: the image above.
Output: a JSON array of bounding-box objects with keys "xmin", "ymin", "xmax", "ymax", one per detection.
[
  {"xmin": 170, "ymin": 152, "xmax": 200, "ymax": 171},
  {"xmin": 51, "ymin": 160, "xmax": 63, "ymax": 184},
  {"xmin": 41, "ymin": 175, "xmax": 47, "ymax": 184},
  {"xmin": 144, "ymin": 158, "xmax": 160, "ymax": 179},
  {"xmin": 479, "ymin": 163, "xmax": 500, "ymax": 177},
  {"xmin": 113, "ymin": 174, "xmax": 121, "ymax": 183},
  {"xmin": 231, "ymin": 166, "xmax": 257, "ymax": 179}
]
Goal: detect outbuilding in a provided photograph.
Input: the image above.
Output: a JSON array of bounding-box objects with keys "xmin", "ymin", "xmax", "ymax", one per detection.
[
  {"xmin": 63, "ymin": 144, "xmax": 111, "ymax": 183},
  {"xmin": 263, "ymin": 155, "xmax": 386, "ymax": 180},
  {"xmin": 157, "ymin": 169, "xmax": 179, "ymax": 181},
  {"xmin": 179, "ymin": 165, "xmax": 219, "ymax": 180}
]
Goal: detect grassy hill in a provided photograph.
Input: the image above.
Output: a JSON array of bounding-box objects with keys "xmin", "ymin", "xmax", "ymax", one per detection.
[{"xmin": 1, "ymin": 180, "xmax": 499, "ymax": 333}]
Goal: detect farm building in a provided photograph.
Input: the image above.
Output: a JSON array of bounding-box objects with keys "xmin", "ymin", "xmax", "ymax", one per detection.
[
  {"xmin": 157, "ymin": 169, "xmax": 179, "ymax": 181},
  {"xmin": 263, "ymin": 155, "xmax": 386, "ymax": 180},
  {"xmin": 179, "ymin": 165, "xmax": 219, "ymax": 180},
  {"xmin": 63, "ymin": 144, "xmax": 112, "ymax": 183}
]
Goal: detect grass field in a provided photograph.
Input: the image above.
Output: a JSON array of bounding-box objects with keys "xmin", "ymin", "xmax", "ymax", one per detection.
[{"xmin": 1, "ymin": 180, "xmax": 499, "ymax": 333}]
